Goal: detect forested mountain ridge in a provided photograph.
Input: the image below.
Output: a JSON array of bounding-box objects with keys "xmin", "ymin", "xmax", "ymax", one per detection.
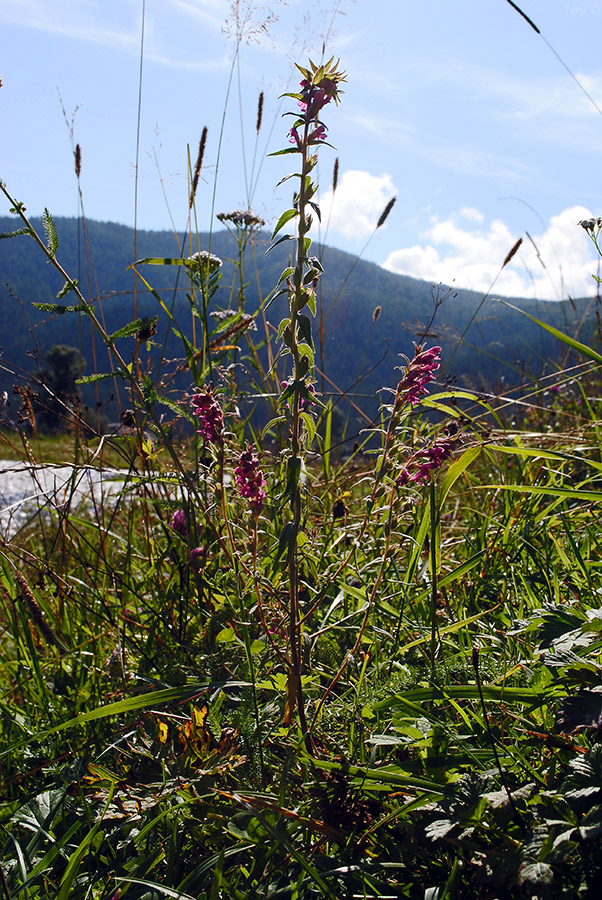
[{"xmin": 0, "ymin": 215, "xmax": 598, "ymax": 419}]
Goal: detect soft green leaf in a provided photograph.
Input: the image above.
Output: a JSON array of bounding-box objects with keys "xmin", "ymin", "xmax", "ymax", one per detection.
[
  {"xmin": 42, "ymin": 208, "xmax": 59, "ymax": 257},
  {"xmin": 497, "ymin": 300, "xmax": 602, "ymax": 365},
  {"xmin": 272, "ymin": 208, "xmax": 299, "ymax": 239}
]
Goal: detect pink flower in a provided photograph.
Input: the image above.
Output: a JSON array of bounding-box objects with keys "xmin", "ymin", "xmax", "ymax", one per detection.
[
  {"xmin": 169, "ymin": 509, "xmax": 188, "ymax": 536},
  {"xmin": 234, "ymin": 445, "xmax": 266, "ymax": 515},
  {"xmin": 310, "ymin": 124, "xmax": 327, "ymax": 142},
  {"xmin": 288, "ymin": 126, "xmax": 301, "ymax": 146},
  {"xmin": 190, "ymin": 546, "xmax": 207, "ymax": 568},
  {"xmin": 397, "ymin": 434, "xmax": 457, "ymax": 488},
  {"xmin": 397, "ymin": 344, "xmax": 441, "ymax": 407},
  {"xmin": 191, "ymin": 387, "xmax": 224, "ymax": 444},
  {"xmin": 298, "ymin": 77, "xmax": 338, "ymax": 118}
]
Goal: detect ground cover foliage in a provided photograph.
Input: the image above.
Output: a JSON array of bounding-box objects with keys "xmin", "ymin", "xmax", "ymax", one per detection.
[{"xmin": 2, "ymin": 48, "xmax": 602, "ymax": 900}]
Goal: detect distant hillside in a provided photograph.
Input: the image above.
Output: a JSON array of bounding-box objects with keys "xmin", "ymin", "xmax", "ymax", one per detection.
[{"xmin": 1, "ymin": 215, "xmax": 599, "ymax": 423}]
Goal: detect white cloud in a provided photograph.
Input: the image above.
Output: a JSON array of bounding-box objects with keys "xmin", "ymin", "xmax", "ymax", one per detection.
[
  {"xmin": 319, "ymin": 170, "xmax": 397, "ymax": 239},
  {"xmin": 460, "ymin": 207, "xmax": 484, "ymax": 223},
  {"xmin": 383, "ymin": 205, "xmax": 601, "ymax": 300}
]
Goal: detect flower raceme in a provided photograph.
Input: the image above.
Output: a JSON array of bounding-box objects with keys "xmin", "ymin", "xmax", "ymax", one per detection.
[
  {"xmin": 397, "ymin": 433, "xmax": 457, "ymax": 488},
  {"xmin": 397, "ymin": 344, "xmax": 442, "ymax": 407},
  {"xmin": 298, "ymin": 77, "xmax": 339, "ymax": 118},
  {"xmin": 286, "ymin": 59, "xmax": 346, "ymax": 149},
  {"xmin": 234, "ymin": 445, "xmax": 266, "ymax": 515},
  {"xmin": 191, "ymin": 387, "xmax": 224, "ymax": 444}
]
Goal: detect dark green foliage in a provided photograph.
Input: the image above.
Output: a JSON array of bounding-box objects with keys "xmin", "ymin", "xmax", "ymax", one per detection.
[
  {"xmin": 0, "ymin": 216, "xmax": 597, "ymax": 421},
  {"xmin": 35, "ymin": 343, "xmax": 85, "ymax": 430}
]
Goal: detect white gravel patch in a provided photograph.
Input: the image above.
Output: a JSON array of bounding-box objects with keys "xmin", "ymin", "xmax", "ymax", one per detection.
[{"xmin": 0, "ymin": 462, "xmax": 127, "ymax": 539}]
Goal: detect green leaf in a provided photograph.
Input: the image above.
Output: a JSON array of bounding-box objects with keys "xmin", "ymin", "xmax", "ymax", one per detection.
[
  {"xmin": 518, "ymin": 861, "xmax": 554, "ymax": 887},
  {"xmin": 497, "ymin": 300, "xmax": 602, "ymax": 366},
  {"xmin": 33, "ymin": 302, "xmax": 87, "ymax": 314},
  {"xmin": 0, "ymin": 227, "xmax": 32, "ymax": 240},
  {"xmin": 57, "ymin": 278, "xmax": 79, "ymax": 299},
  {"xmin": 267, "ymin": 147, "xmax": 301, "ymax": 157},
  {"xmin": 297, "ymin": 314, "xmax": 314, "ymax": 350},
  {"xmin": 116, "ymin": 880, "xmax": 198, "ymax": 900},
  {"xmin": 134, "ymin": 256, "xmax": 194, "ymax": 267},
  {"xmin": 479, "ymin": 484, "xmax": 602, "ymax": 502},
  {"xmin": 0, "ymin": 682, "xmax": 220, "ymax": 759},
  {"xmin": 277, "ymin": 266, "xmax": 295, "ymax": 287},
  {"xmin": 272, "ymin": 208, "xmax": 299, "ymax": 239},
  {"xmin": 440, "ymin": 445, "xmax": 482, "ymax": 505},
  {"xmin": 77, "ymin": 370, "xmax": 126, "ymax": 384},
  {"xmin": 276, "ymin": 521, "xmax": 297, "ymax": 563},
  {"xmin": 286, "ymin": 455, "xmax": 302, "ymax": 503},
  {"xmin": 109, "ymin": 317, "xmax": 157, "ymax": 341},
  {"xmin": 299, "ymin": 410, "xmax": 316, "ymax": 444},
  {"xmin": 42, "ymin": 208, "xmax": 59, "ymax": 257},
  {"xmin": 261, "ymin": 415, "xmax": 287, "ymax": 439}
]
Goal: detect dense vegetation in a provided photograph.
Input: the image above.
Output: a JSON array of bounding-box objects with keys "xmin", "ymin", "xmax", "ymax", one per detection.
[{"xmin": 2, "ymin": 51, "xmax": 602, "ymax": 900}]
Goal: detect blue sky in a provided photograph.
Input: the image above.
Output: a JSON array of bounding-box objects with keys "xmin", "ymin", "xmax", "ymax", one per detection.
[{"xmin": 2, "ymin": 0, "xmax": 602, "ymax": 299}]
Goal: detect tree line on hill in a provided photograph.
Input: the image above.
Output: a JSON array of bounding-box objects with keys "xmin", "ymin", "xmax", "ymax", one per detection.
[{"xmin": 0, "ymin": 215, "xmax": 598, "ymax": 432}]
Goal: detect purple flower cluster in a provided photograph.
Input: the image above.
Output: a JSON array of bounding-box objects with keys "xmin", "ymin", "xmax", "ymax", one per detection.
[
  {"xmin": 191, "ymin": 387, "xmax": 224, "ymax": 444},
  {"xmin": 397, "ymin": 434, "xmax": 457, "ymax": 488},
  {"xmin": 169, "ymin": 509, "xmax": 188, "ymax": 536},
  {"xmin": 397, "ymin": 345, "xmax": 441, "ymax": 407},
  {"xmin": 287, "ymin": 64, "xmax": 344, "ymax": 149},
  {"xmin": 189, "ymin": 546, "xmax": 207, "ymax": 568},
  {"xmin": 234, "ymin": 445, "xmax": 266, "ymax": 515},
  {"xmin": 298, "ymin": 77, "xmax": 338, "ymax": 118},
  {"xmin": 288, "ymin": 124, "xmax": 327, "ymax": 147}
]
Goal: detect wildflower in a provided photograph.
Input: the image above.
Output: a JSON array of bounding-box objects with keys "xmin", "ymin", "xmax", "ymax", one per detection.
[
  {"xmin": 289, "ymin": 126, "xmax": 301, "ymax": 146},
  {"xmin": 310, "ymin": 124, "xmax": 327, "ymax": 143},
  {"xmin": 397, "ymin": 433, "xmax": 457, "ymax": 488},
  {"xmin": 217, "ymin": 209, "xmax": 265, "ymax": 229},
  {"xmin": 190, "ymin": 546, "xmax": 207, "ymax": 568},
  {"xmin": 298, "ymin": 77, "xmax": 338, "ymax": 118},
  {"xmin": 169, "ymin": 509, "xmax": 188, "ymax": 536},
  {"xmin": 578, "ymin": 217, "xmax": 602, "ymax": 233},
  {"xmin": 191, "ymin": 387, "xmax": 224, "ymax": 444},
  {"xmin": 187, "ymin": 250, "xmax": 222, "ymax": 272},
  {"xmin": 234, "ymin": 445, "xmax": 266, "ymax": 515},
  {"xmin": 397, "ymin": 344, "xmax": 441, "ymax": 407}
]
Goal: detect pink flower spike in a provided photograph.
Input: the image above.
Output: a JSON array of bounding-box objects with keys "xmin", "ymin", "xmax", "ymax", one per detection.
[
  {"xmin": 234, "ymin": 445, "xmax": 266, "ymax": 515},
  {"xmin": 397, "ymin": 433, "xmax": 457, "ymax": 488},
  {"xmin": 191, "ymin": 386, "xmax": 224, "ymax": 444},
  {"xmin": 397, "ymin": 344, "xmax": 442, "ymax": 407}
]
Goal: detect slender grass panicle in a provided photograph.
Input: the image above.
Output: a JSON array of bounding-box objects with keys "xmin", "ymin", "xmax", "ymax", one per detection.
[
  {"xmin": 190, "ymin": 125, "xmax": 208, "ymax": 206},
  {"xmin": 256, "ymin": 90, "xmax": 264, "ymax": 134},
  {"xmin": 376, "ymin": 196, "xmax": 396, "ymax": 229},
  {"xmin": 14, "ymin": 571, "xmax": 60, "ymax": 648}
]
